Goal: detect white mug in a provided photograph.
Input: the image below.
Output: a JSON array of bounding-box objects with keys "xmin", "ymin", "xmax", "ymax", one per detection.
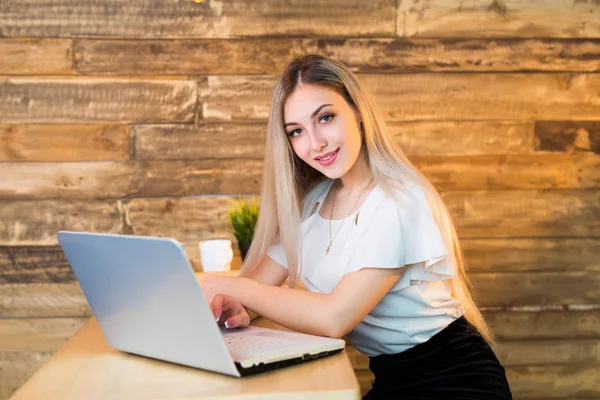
[{"xmin": 199, "ymin": 239, "xmax": 233, "ymax": 272}]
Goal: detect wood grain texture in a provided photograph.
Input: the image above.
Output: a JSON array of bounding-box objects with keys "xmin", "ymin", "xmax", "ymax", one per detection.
[
  {"xmin": 484, "ymin": 310, "xmax": 600, "ymax": 341},
  {"xmin": 0, "ymin": 318, "xmax": 87, "ymax": 352},
  {"xmin": 0, "ymin": 78, "xmax": 196, "ymax": 124},
  {"xmin": 0, "ymin": 246, "xmax": 73, "ymax": 284},
  {"xmin": 442, "ymin": 190, "xmax": 600, "ymax": 237},
  {"xmin": 74, "ymin": 37, "xmax": 600, "ymax": 75},
  {"xmin": 388, "ymin": 120, "xmax": 534, "ymax": 156},
  {"xmin": 535, "ymin": 121, "xmax": 600, "ymax": 154},
  {"xmin": 472, "ymin": 271, "xmax": 600, "ymax": 307},
  {"xmin": 133, "ymin": 123, "xmax": 267, "ymax": 160},
  {"xmin": 0, "ymin": 0, "xmax": 395, "ymax": 38},
  {"xmin": 126, "ymin": 196, "xmax": 252, "ymax": 246},
  {"xmin": 0, "ymin": 351, "xmax": 53, "ymax": 400},
  {"xmin": 319, "ymin": 38, "xmax": 600, "ymax": 72},
  {"xmin": 413, "ymin": 154, "xmax": 600, "ymax": 190},
  {"xmin": 198, "ymin": 76, "xmax": 276, "ymax": 121},
  {"xmin": 75, "ymin": 39, "xmax": 317, "ymax": 75},
  {"xmin": 0, "ymin": 160, "xmax": 263, "ymax": 200},
  {"xmin": 357, "ymin": 364, "xmax": 600, "ymax": 398},
  {"xmin": 397, "ymin": 0, "xmax": 600, "ymax": 38},
  {"xmin": 505, "ymin": 363, "xmax": 600, "ymax": 398},
  {"xmin": 0, "ymin": 283, "xmax": 91, "ymax": 318},
  {"xmin": 462, "ymin": 238, "xmax": 600, "ymax": 273},
  {"xmin": 362, "ymin": 73, "xmax": 600, "ymax": 122},
  {"xmin": 348, "ymin": 339, "xmax": 600, "ymax": 369},
  {"xmin": 0, "ymin": 124, "xmax": 129, "ymax": 162},
  {"xmin": 0, "ymin": 39, "xmax": 72, "ymax": 75},
  {"xmin": 0, "ymin": 200, "xmax": 124, "ymax": 246},
  {"xmin": 198, "ymin": 74, "xmax": 600, "ymax": 121}
]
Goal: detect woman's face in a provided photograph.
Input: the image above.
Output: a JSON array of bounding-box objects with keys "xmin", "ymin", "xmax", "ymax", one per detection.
[{"xmin": 283, "ymin": 84, "xmax": 363, "ymax": 179}]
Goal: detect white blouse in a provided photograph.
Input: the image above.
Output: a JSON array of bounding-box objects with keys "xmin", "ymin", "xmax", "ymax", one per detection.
[{"xmin": 266, "ymin": 178, "xmax": 464, "ymax": 357}]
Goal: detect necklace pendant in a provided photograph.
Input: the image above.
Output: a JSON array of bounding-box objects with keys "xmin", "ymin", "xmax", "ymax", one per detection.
[{"xmin": 325, "ymin": 244, "xmax": 331, "ymax": 255}]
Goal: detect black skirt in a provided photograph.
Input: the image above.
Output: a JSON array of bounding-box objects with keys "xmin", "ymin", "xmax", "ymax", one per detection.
[{"xmin": 362, "ymin": 316, "xmax": 512, "ymax": 400}]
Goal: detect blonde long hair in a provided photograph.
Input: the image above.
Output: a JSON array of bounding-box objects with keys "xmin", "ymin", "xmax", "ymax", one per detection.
[{"xmin": 240, "ymin": 54, "xmax": 494, "ymax": 345}]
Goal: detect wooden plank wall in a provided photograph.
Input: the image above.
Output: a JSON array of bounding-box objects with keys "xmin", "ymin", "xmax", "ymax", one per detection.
[{"xmin": 1, "ymin": 0, "xmax": 599, "ymax": 398}]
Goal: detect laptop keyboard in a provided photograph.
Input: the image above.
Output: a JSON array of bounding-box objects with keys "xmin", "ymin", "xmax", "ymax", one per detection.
[{"xmin": 223, "ymin": 332, "xmax": 312, "ymax": 358}]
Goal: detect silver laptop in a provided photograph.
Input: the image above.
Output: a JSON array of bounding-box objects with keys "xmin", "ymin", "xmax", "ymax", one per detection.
[{"xmin": 57, "ymin": 231, "xmax": 345, "ymax": 377}]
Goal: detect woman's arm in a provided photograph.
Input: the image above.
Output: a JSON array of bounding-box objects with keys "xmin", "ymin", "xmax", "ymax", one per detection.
[
  {"xmin": 201, "ymin": 254, "xmax": 289, "ymax": 320},
  {"xmin": 205, "ymin": 267, "xmax": 403, "ymax": 338}
]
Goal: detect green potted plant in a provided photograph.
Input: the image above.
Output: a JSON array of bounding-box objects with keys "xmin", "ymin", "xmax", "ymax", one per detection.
[{"xmin": 228, "ymin": 197, "xmax": 260, "ymax": 261}]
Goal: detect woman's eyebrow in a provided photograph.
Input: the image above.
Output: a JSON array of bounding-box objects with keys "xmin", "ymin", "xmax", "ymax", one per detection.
[{"xmin": 284, "ymin": 104, "xmax": 333, "ymax": 127}]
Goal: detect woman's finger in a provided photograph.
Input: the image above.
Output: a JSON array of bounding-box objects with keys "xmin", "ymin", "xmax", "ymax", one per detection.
[
  {"xmin": 224, "ymin": 312, "xmax": 251, "ymax": 329},
  {"xmin": 210, "ymin": 294, "xmax": 224, "ymax": 321}
]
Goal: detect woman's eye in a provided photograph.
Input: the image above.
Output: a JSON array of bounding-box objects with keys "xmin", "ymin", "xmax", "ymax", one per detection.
[
  {"xmin": 288, "ymin": 128, "xmax": 301, "ymax": 137},
  {"xmin": 320, "ymin": 114, "xmax": 333, "ymax": 123}
]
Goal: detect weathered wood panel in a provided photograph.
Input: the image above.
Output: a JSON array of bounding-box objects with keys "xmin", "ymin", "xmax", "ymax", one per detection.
[
  {"xmin": 0, "ymin": 283, "xmax": 91, "ymax": 318},
  {"xmin": 388, "ymin": 120, "xmax": 534, "ymax": 156},
  {"xmin": 462, "ymin": 238, "xmax": 600, "ymax": 273},
  {"xmin": 0, "ymin": 351, "xmax": 53, "ymax": 400},
  {"xmin": 0, "ymin": 39, "xmax": 72, "ymax": 75},
  {"xmin": 0, "ymin": 245, "xmax": 243, "ymax": 283},
  {"xmin": 0, "ymin": 318, "xmax": 87, "ymax": 352},
  {"xmin": 0, "ymin": 78, "xmax": 196, "ymax": 124},
  {"xmin": 74, "ymin": 38, "xmax": 600, "ymax": 75},
  {"xmin": 442, "ymin": 190, "xmax": 600, "ymax": 238},
  {"xmin": 356, "ymin": 364, "xmax": 600, "ymax": 398},
  {"xmin": 397, "ymin": 0, "xmax": 600, "ymax": 38},
  {"xmin": 75, "ymin": 39, "xmax": 317, "ymax": 75},
  {"xmin": 415, "ymin": 154, "xmax": 600, "ymax": 190},
  {"xmin": 134, "ymin": 121, "xmax": 534, "ymax": 160},
  {"xmin": 0, "ymin": 200, "xmax": 124, "ymax": 246},
  {"xmin": 198, "ymin": 74, "xmax": 600, "ymax": 121},
  {"xmin": 133, "ymin": 124, "xmax": 267, "ymax": 160},
  {"xmin": 506, "ymin": 363, "xmax": 600, "ymax": 398},
  {"xmin": 0, "ymin": 0, "xmax": 395, "ymax": 38},
  {"xmin": 472, "ymin": 272, "xmax": 600, "ymax": 307},
  {"xmin": 535, "ymin": 121, "xmax": 600, "ymax": 154},
  {"xmin": 0, "ymin": 160, "xmax": 263, "ymax": 200},
  {"xmin": 126, "ymin": 196, "xmax": 251, "ymax": 245},
  {"xmin": 0, "ymin": 124, "xmax": 129, "ymax": 162},
  {"xmin": 0, "ymin": 247, "xmax": 73, "ymax": 284},
  {"xmin": 198, "ymin": 76, "xmax": 275, "ymax": 121},
  {"xmin": 347, "ymin": 339, "xmax": 600, "ymax": 369},
  {"xmin": 484, "ymin": 310, "xmax": 600, "ymax": 341},
  {"xmin": 319, "ymin": 38, "xmax": 600, "ymax": 72}
]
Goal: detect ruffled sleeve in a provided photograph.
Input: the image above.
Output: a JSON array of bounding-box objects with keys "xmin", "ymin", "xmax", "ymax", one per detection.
[{"xmin": 345, "ymin": 183, "xmax": 457, "ymax": 292}]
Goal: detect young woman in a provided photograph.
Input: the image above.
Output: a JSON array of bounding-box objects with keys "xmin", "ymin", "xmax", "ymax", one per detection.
[{"xmin": 202, "ymin": 54, "xmax": 512, "ymax": 399}]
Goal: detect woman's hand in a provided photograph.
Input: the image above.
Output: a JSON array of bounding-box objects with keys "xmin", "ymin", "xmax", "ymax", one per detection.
[
  {"xmin": 200, "ymin": 273, "xmax": 236, "ymax": 303},
  {"xmin": 211, "ymin": 294, "xmax": 251, "ymax": 329}
]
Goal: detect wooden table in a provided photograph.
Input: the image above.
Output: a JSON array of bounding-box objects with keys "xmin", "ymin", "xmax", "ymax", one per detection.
[{"xmin": 10, "ymin": 273, "xmax": 361, "ymax": 400}]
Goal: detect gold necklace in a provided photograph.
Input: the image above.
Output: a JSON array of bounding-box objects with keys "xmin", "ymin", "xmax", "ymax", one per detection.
[{"xmin": 326, "ymin": 177, "xmax": 374, "ymax": 255}]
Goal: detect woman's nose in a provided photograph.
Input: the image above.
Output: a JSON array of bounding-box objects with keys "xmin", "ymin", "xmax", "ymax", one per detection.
[{"xmin": 309, "ymin": 131, "xmax": 326, "ymax": 152}]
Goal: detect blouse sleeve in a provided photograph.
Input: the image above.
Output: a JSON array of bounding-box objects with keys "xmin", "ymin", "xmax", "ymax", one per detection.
[
  {"xmin": 345, "ymin": 184, "xmax": 457, "ymax": 292},
  {"xmin": 265, "ymin": 178, "xmax": 330, "ymax": 271},
  {"xmin": 265, "ymin": 233, "xmax": 288, "ymax": 270}
]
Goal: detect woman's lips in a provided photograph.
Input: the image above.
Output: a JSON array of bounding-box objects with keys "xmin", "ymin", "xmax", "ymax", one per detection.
[{"xmin": 316, "ymin": 148, "xmax": 339, "ymax": 166}]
